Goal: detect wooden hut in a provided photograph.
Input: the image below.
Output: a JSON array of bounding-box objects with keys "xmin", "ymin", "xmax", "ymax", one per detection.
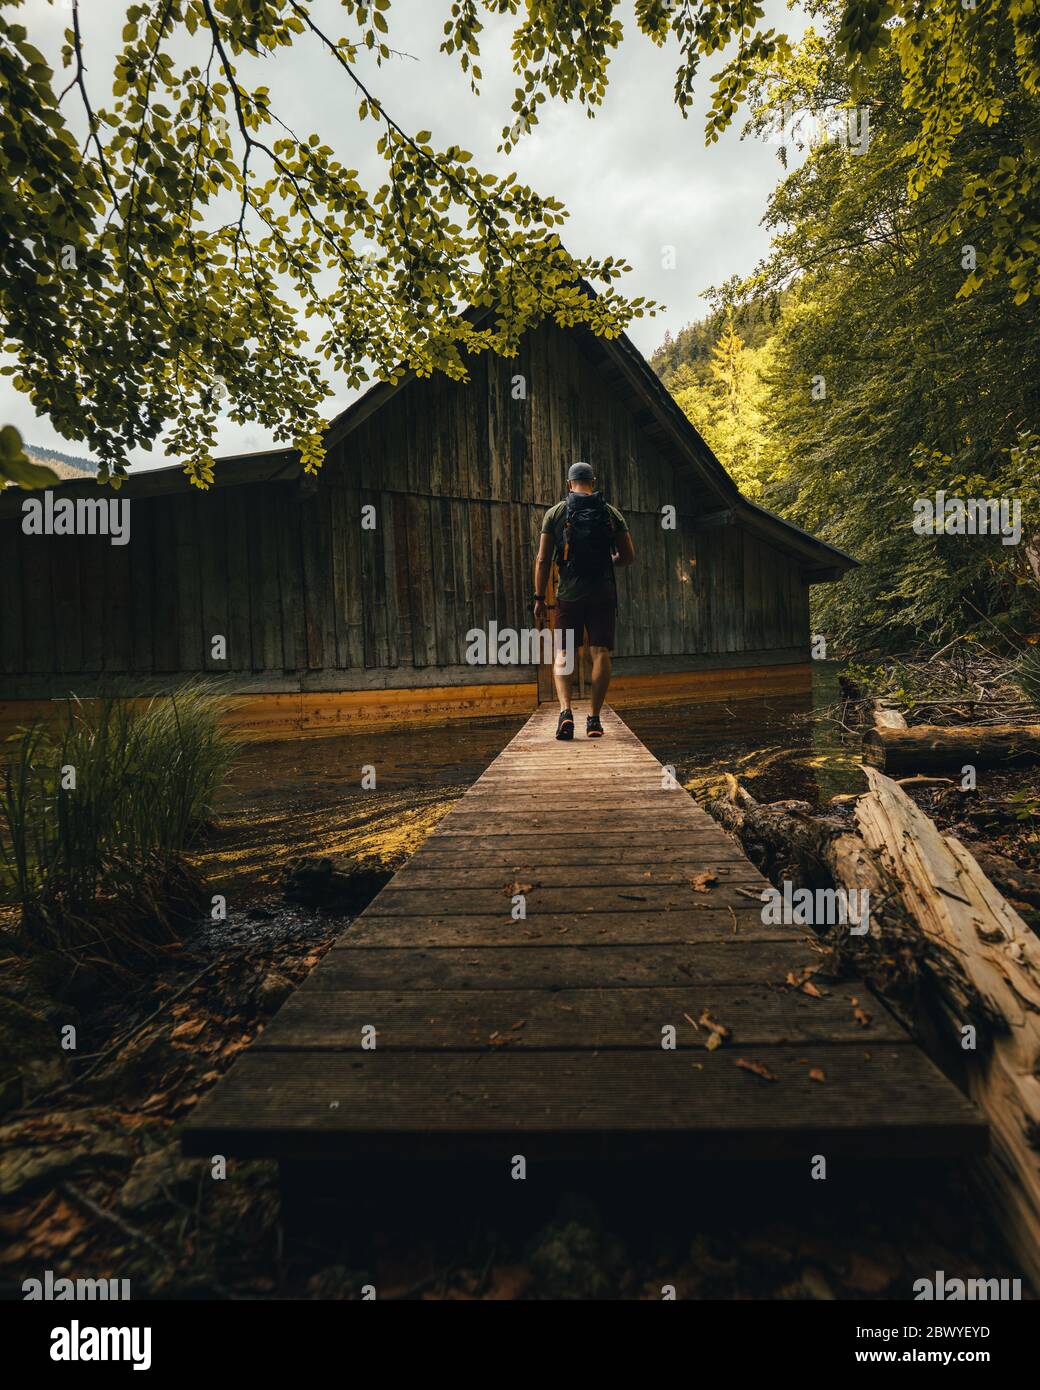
[{"xmin": 0, "ymin": 313, "xmax": 855, "ymax": 740}]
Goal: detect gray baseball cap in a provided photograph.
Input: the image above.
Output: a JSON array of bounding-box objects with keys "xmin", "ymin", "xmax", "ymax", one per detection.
[{"xmin": 567, "ymin": 461, "xmax": 595, "ymax": 482}]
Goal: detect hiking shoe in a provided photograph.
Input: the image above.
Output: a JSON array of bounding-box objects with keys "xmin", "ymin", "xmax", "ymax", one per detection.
[
  {"xmin": 586, "ymin": 713, "xmax": 604, "ymax": 738},
  {"xmin": 556, "ymin": 709, "xmax": 574, "ymax": 741}
]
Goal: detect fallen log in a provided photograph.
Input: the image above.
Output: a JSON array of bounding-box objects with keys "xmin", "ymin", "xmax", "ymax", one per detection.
[
  {"xmin": 707, "ymin": 777, "xmax": 969, "ymax": 1003},
  {"xmin": 706, "ymin": 770, "xmax": 1040, "ymax": 1289},
  {"xmin": 856, "ymin": 767, "xmax": 1040, "ymax": 1292},
  {"xmin": 864, "ymin": 723, "xmax": 1040, "ymax": 774}
]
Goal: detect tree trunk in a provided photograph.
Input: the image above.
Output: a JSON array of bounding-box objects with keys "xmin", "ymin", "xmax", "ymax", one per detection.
[
  {"xmin": 864, "ymin": 723, "xmax": 1040, "ymax": 774},
  {"xmin": 855, "ymin": 768, "xmax": 1040, "ymax": 1293}
]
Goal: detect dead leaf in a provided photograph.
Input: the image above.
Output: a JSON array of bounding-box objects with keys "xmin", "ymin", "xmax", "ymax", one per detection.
[
  {"xmin": 735, "ymin": 1057, "xmax": 778, "ymax": 1082},
  {"xmin": 170, "ymin": 1019, "xmax": 204, "ymax": 1043},
  {"xmin": 786, "ymin": 966, "xmax": 823, "ymax": 998},
  {"xmin": 509, "ymin": 1019, "xmax": 526, "ymax": 1031},
  {"xmin": 808, "ymin": 1068, "xmax": 826, "ymax": 1083},
  {"xmin": 698, "ymin": 1009, "xmax": 731, "ymax": 1050},
  {"xmin": 689, "ymin": 870, "xmax": 719, "ymax": 893}
]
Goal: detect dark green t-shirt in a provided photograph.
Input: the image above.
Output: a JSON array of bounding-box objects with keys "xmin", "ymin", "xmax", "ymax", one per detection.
[{"xmin": 541, "ymin": 497, "xmax": 629, "ymax": 602}]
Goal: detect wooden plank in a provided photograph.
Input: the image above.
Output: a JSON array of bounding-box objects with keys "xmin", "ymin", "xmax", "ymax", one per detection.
[
  {"xmin": 0, "ymin": 522, "xmax": 25, "ymax": 674},
  {"xmin": 225, "ymin": 486, "xmax": 252, "ymax": 673},
  {"xmin": 386, "ymin": 862, "xmax": 762, "ymax": 889},
  {"xmin": 182, "ymin": 1046, "xmax": 985, "ymax": 1161},
  {"xmin": 248, "ymin": 485, "xmax": 281, "ymax": 672},
  {"xmin": 256, "ymin": 984, "xmax": 906, "ymax": 1051},
  {"xmin": 299, "ymin": 488, "xmax": 326, "ymax": 671},
  {"xmin": 412, "ymin": 836, "xmax": 752, "ymax": 862},
  {"xmin": 339, "ymin": 912, "xmax": 795, "ymax": 946},
  {"xmin": 311, "ymin": 940, "xmax": 815, "ymax": 989},
  {"xmin": 129, "ymin": 501, "xmax": 155, "ymax": 674},
  {"xmin": 363, "ymin": 884, "xmax": 773, "ymax": 916},
  {"xmin": 174, "ymin": 494, "xmax": 201, "ymax": 671},
  {"xmin": 49, "ymin": 528, "xmax": 82, "ymax": 674},
  {"xmin": 79, "ymin": 536, "xmax": 105, "ymax": 673},
  {"xmin": 200, "ymin": 488, "xmax": 229, "ymax": 672},
  {"xmin": 103, "ymin": 528, "xmax": 132, "ymax": 673},
  {"xmin": 278, "ymin": 488, "xmax": 306, "ymax": 672},
  {"xmin": 152, "ymin": 501, "xmax": 179, "ymax": 673}
]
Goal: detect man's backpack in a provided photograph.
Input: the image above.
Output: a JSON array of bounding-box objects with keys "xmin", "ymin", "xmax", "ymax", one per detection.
[{"xmin": 561, "ymin": 491, "xmax": 615, "ymax": 579}]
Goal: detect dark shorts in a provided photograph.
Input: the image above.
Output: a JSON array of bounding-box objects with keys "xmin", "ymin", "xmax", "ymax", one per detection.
[{"xmin": 554, "ymin": 584, "xmax": 617, "ymax": 652}]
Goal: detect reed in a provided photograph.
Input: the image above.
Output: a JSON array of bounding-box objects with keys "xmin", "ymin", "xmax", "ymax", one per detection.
[{"xmin": 0, "ymin": 683, "xmax": 238, "ymax": 971}]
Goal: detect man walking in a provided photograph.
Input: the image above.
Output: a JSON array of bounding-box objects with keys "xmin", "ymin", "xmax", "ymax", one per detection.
[{"xmin": 532, "ymin": 462, "xmax": 636, "ymax": 740}]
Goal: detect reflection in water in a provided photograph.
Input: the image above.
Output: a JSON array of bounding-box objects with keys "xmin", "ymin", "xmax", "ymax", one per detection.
[
  {"xmin": 619, "ymin": 662, "xmax": 863, "ymax": 807},
  {"xmin": 197, "ymin": 715, "xmax": 528, "ymax": 903},
  {"xmin": 197, "ymin": 665, "xmax": 859, "ymax": 903}
]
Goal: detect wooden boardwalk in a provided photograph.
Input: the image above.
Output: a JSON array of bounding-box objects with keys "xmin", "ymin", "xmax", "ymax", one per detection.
[{"xmin": 183, "ymin": 705, "xmax": 985, "ymax": 1162}]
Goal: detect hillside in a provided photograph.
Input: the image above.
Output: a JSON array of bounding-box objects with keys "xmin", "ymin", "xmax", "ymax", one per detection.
[{"xmin": 23, "ymin": 444, "xmax": 97, "ymax": 482}]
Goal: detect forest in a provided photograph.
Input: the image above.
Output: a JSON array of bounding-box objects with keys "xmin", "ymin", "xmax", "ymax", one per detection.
[{"xmin": 650, "ymin": 0, "xmax": 1040, "ymax": 655}]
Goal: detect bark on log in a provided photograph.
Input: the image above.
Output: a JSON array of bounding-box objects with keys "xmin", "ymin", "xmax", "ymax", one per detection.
[
  {"xmin": 864, "ymin": 723, "xmax": 1040, "ymax": 774},
  {"xmin": 706, "ymin": 770, "xmax": 1040, "ymax": 1289},
  {"xmin": 855, "ymin": 768, "xmax": 1040, "ymax": 1292}
]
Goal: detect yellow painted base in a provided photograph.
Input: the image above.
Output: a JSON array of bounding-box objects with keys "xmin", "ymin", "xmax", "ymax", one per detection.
[
  {"xmin": 607, "ymin": 663, "xmax": 813, "ymax": 706},
  {"xmin": 0, "ymin": 684, "xmax": 539, "ymax": 745},
  {"xmin": 0, "ymin": 665, "xmax": 812, "ymax": 744}
]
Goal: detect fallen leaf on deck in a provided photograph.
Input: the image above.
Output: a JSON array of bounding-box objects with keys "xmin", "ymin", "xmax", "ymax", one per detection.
[
  {"xmin": 735, "ymin": 1057, "xmax": 778, "ymax": 1082},
  {"xmin": 699, "ymin": 1009, "xmax": 731, "ymax": 1050},
  {"xmin": 688, "ymin": 871, "xmax": 719, "ymax": 893},
  {"xmin": 786, "ymin": 966, "xmax": 824, "ymax": 997},
  {"xmin": 808, "ymin": 1068, "xmax": 826, "ymax": 1083}
]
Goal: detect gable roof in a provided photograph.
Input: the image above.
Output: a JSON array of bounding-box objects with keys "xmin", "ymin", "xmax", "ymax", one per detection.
[{"xmin": 0, "ymin": 295, "xmax": 856, "ymax": 579}]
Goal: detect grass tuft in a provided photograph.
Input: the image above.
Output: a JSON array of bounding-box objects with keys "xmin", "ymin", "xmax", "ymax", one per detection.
[{"xmin": 0, "ymin": 683, "xmax": 239, "ymax": 974}]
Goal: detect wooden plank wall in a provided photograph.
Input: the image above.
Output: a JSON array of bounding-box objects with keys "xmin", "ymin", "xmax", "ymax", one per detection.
[{"xmin": 0, "ymin": 322, "xmax": 810, "ymax": 692}]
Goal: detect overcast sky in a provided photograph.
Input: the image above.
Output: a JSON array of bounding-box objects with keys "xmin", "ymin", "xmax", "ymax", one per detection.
[{"xmin": 4, "ymin": 0, "xmax": 808, "ymax": 468}]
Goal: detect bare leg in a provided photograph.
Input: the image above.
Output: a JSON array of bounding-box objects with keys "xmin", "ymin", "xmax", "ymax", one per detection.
[
  {"xmin": 553, "ymin": 649, "xmax": 575, "ymax": 711},
  {"xmin": 589, "ymin": 645, "xmax": 612, "ymax": 716}
]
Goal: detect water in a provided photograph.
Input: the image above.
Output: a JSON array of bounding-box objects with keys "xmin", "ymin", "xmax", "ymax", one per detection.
[
  {"xmin": 621, "ymin": 661, "xmax": 864, "ymax": 808},
  {"xmin": 196, "ymin": 664, "xmax": 860, "ymax": 907}
]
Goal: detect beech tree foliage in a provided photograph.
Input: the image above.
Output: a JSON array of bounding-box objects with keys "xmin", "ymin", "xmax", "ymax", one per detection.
[{"xmin": 1, "ymin": 1, "xmax": 1036, "ymax": 490}]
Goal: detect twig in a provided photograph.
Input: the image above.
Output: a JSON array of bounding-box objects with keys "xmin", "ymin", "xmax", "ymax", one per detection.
[
  {"xmin": 18, "ymin": 960, "xmax": 220, "ymax": 1113},
  {"xmin": 60, "ymin": 1182, "xmax": 175, "ymax": 1268}
]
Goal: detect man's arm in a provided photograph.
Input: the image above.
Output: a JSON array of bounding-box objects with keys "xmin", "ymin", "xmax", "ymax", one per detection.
[
  {"xmin": 533, "ymin": 532, "xmax": 554, "ymax": 625},
  {"xmin": 613, "ymin": 529, "xmax": 635, "ymax": 566}
]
